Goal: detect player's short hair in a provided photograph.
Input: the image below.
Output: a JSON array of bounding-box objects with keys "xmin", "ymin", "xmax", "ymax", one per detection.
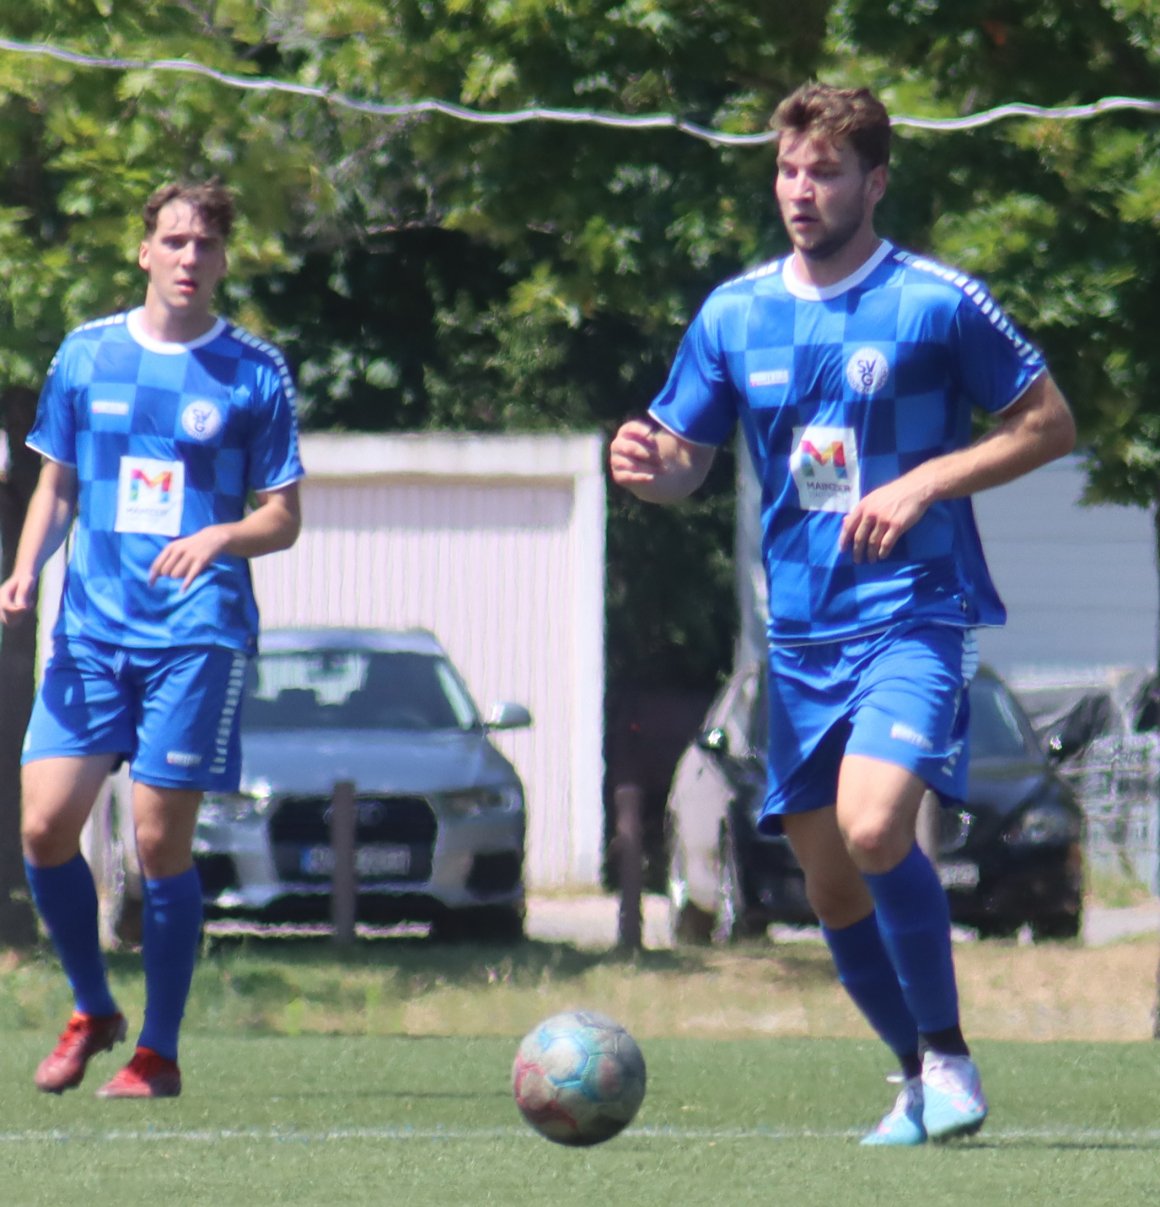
[
  {"xmin": 772, "ymin": 83, "xmax": 891, "ymax": 172},
  {"xmin": 142, "ymin": 178, "xmax": 236, "ymax": 238}
]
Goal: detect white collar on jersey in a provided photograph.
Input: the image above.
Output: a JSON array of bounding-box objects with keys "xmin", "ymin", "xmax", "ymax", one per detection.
[
  {"xmin": 126, "ymin": 307, "xmax": 227, "ymax": 354},
  {"xmin": 782, "ymin": 239, "xmax": 893, "ymax": 302}
]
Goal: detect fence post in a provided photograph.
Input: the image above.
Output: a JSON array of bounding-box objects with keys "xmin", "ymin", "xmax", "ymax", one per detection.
[
  {"xmin": 614, "ymin": 783, "xmax": 643, "ymax": 951},
  {"xmin": 330, "ymin": 780, "xmax": 357, "ymax": 946}
]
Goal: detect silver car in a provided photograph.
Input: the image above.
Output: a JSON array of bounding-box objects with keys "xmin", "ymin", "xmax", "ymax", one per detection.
[{"xmin": 193, "ymin": 627, "xmax": 532, "ymax": 941}]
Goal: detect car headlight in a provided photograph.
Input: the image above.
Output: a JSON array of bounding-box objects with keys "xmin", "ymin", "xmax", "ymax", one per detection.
[
  {"xmin": 198, "ymin": 792, "xmax": 273, "ymax": 823},
  {"xmin": 1005, "ymin": 802, "xmax": 1081, "ymax": 847},
  {"xmin": 443, "ymin": 786, "xmax": 524, "ymax": 817}
]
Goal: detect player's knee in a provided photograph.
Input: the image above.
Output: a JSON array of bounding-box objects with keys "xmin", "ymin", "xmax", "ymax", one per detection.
[
  {"xmin": 841, "ymin": 813, "xmax": 908, "ymax": 875},
  {"xmin": 20, "ymin": 811, "xmax": 78, "ymax": 865}
]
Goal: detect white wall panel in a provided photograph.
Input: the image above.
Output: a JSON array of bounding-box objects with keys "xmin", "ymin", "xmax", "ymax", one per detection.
[{"xmin": 251, "ymin": 433, "xmax": 606, "ymax": 888}]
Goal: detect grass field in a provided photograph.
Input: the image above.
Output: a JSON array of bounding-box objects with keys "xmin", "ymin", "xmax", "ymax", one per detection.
[{"xmin": 2, "ymin": 924, "xmax": 1158, "ymax": 1206}]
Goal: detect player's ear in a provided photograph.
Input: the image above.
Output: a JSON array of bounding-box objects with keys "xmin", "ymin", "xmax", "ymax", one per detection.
[
  {"xmin": 138, "ymin": 240, "xmax": 151, "ymax": 272},
  {"xmin": 866, "ymin": 165, "xmax": 888, "ymax": 206}
]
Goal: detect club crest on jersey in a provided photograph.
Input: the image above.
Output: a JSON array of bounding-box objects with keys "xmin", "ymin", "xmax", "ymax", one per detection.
[
  {"xmin": 845, "ymin": 347, "xmax": 890, "ymax": 396},
  {"xmin": 181, "ymin": 400, "xmax": 224, "ymax": 441}
]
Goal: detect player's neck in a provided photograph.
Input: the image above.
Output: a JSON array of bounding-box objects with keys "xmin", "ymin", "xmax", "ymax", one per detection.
[
  {"xmin": 790, "ymin": 230, "xmax": 882, "ymax": 290},
  {"xmin": 137, "ymin": 296, "xmax": 219, "ymax": 344}
]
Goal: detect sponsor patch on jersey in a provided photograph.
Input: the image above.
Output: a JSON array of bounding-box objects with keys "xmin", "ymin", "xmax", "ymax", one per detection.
[
  {"xmin": 790, "ymin": 425, "xmax": 860, "ymax": 513},
  {"xmin": 845, "ymin": 347, "xmax": 890, "ymax": 396},
  {"xmin": 115, "ymin": 456, "xmax": 185, "ymax": 537},
  {"xmin": 180, "ymin": 400, "xmax": 224, "ymax": 442},
  {"xmin": 748, "ymin": 368, "xmax": 790, "ymax": 387},
  {"xmin": 91, "ymin": 400, "xmax": 130, "ymax": 416}
]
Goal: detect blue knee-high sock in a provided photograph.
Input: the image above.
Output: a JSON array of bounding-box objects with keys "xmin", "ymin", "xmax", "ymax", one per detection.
[
  {"xmin": 138, "ymin": 867, "xmax": 203, "ymax": 1062},
  {"xmin": 24, "ymin": 855, "xmax": 119, "ymax": 1018},
  {"xmin": 864, "ymin": 844, "xmax": 959, "ymax": 1035},
  {"xmin": 822, "ymin": 912, "xmax": 919, "ymax": 1068}
]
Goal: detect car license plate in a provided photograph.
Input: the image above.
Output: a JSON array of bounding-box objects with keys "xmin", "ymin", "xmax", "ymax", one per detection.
[
  {"xmin": 301, "ymin": 844, "xmax": 411, "ymax": 876},
  {"xmin": 938, "ymin": 861, "xmax": 979, "ymax": 890}
]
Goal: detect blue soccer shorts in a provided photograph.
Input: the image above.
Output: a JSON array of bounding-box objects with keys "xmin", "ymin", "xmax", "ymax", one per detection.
[
  {"xmin": 758, "ymin": 623, "xmax": 978, "ymax": 834},
  {"xmin": 23, "ymin": 636, "xmax": 249, "ymax": 792}
]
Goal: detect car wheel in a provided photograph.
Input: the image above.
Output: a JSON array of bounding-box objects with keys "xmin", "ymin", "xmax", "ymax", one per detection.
[
  {"xmin": 711, "ymin": 822, "xmax": 765, "ymax": 945},
  {"xmin": 1030, "ymin": 911, "xmax": 1082, "ymax": 943},
  {"xmin": 429, "ymin": 905, "xmax": 525, "ymax": 945},
  {"xmin": 666, "ymin": 823, "xmax": 714, "ymax": 946}
]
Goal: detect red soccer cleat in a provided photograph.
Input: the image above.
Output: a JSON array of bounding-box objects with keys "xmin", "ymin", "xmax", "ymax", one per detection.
[
  {"xmin": 96, "ymin": 1046, "xmax": 182, "ymax": 1099},
  {"xmin": 35, "ymin": 1011, "xmax": 128, "ymax": 1094}
]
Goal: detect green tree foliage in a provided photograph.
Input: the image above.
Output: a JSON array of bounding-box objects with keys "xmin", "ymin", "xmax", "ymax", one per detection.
[
  {"xmin": 840, "ymin": 0, "xmax": 1160, "ymax": 523},
  {"xmin": 1, "ymin": 0, "xmax": 1159, "ymax": 706}
]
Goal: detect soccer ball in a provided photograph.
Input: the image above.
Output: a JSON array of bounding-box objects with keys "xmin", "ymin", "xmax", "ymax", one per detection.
[{"xmin": 512, "ymin": 1009, "xmax": 647, "ymax": 1146}]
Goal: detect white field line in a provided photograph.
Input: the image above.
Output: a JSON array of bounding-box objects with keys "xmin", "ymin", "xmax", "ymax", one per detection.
[{"xmin": 2, "ymin": 1124, "xmax": 1159, "ymax": 1145}]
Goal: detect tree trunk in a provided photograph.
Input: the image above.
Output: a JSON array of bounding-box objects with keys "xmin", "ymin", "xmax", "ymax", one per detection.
[
  {"xmin": 1154, "ymin": 498, "xmax": 1160, "ymax": 1038},
  {"xmin": 0, "ymin": 385, "xmax": 42, "ymax": 947}
]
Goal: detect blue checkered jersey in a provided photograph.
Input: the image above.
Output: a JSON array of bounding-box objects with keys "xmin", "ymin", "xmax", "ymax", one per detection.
[
  {"xmin": 28, "ymin": 309, "xmax": 305, "ymax": 652},
  {"xmin": 648, "ymin": 242, "xmax": 1047, "ymax": 645}
]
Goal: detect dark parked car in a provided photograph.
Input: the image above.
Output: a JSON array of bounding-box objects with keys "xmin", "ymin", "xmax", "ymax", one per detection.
[
  {"xmin": 665, "ymin": 663, "xmax": 1084, "ymax": 945},
  {"xmin": 193, "ymin": 627, "xmax": 532, "ymax": 941}
]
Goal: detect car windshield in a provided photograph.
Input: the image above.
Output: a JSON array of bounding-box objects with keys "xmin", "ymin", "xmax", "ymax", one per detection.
[
  {"xmin": 242, "ymin": 649, "xmax": 482, "ymax": 732},
  {"xmin": 968, "ymin": 677, "xmax": 1038, "ymax": 760}
]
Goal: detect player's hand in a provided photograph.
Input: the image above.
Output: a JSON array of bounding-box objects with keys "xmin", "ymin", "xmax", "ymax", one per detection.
[
  {"xmin": 0, "ymin": 573, "xmax": 37, "ymax": 625},
  {"xmin": 609, "ymin": 418, "xmax": 665, "ymax": 486},
  {"xmin": 839, "ymin": 480, "xmax": 930, "ymax": 563},
  {"xmin": 149, "ymin": 527, "xmax": 230, "ymax": 591}
]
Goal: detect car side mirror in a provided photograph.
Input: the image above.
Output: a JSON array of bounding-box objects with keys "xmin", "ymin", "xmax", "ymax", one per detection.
[
  {"xmin": 695, "ymin": 726, "xmax": 730, "ymax": 756},
  {"xmin": 486, "ymin": 702, "xmax": 533, "ymax": 730}
]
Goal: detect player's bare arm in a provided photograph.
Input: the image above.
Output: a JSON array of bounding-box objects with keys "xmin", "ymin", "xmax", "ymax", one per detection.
[
  {"xmin": 0, "ymin": 460, "xmax": 78, "ymax": 623},
  {"xmin": 148, "ymin": 482, "xmax": 302, "ymax": 589},
  {"xmin": 609, "ymin": 417, "xmax": 716, "ymax": 503},
  {"xmin": 840, "ymin": 373, "xmax": 1075, "ymax": 563}
]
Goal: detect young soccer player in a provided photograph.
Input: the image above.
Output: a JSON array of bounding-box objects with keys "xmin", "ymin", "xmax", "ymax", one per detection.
[
  {"xmin": 0, "ymin": 179, "xmax": 304, "ymax": 1098},
  {"xmin": 609, "ymin": 83, "xmax": 1076, "ymax": 1144}
]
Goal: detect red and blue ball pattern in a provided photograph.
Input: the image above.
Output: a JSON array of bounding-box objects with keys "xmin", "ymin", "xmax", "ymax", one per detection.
[{"xmin": 512, "ymin": 1009, "xmax": 647, "ymax": 1146}]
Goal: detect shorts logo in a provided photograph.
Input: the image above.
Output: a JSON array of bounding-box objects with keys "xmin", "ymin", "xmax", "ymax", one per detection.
[
  {"xmin": 181, "ymin": 400, "xmax": 224, "ymax": 441},
  {"xmin": 846, "ymin": 347, "xmax": 890, "ymax": 396},
  {"xmin": 166, "ymin": 751, "xmax": 203, "ymax": 767},
  {"xmin": 890, "ymin": 722, "xmax": 934, "ymax": 752}
]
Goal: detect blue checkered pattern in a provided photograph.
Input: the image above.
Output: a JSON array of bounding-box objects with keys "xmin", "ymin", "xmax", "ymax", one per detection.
[
  {"xmin": 28, "ymin": 310, "xmax": 304, "ymax": 652},
  {"xmin": 649, "ymin": 243, "xmax": 1046, "ymax": 644}
]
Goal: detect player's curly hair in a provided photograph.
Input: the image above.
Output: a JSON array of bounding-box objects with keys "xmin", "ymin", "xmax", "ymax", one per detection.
[
  {"xmin": 772, "ymin": 83, "xmax": 891, "ymax": 172},
  {"xmin": 142, "ymin": 178, "xmax": 235, "ymax": 238}
]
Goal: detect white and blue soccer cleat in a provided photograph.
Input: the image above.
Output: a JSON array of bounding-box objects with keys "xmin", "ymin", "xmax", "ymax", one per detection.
[
  {"xmin": 860, "ymin": 1076, "xmax": 927, "ymax": 1147},
  {"xmin": 921, "ymin": 1052, "xmax": 988, "ymax": 1140}
]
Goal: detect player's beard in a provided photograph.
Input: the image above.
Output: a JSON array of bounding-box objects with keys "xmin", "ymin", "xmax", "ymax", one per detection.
[{"xmin": 792, "ymin": 199, "xmax": 867, "ymax": 264}]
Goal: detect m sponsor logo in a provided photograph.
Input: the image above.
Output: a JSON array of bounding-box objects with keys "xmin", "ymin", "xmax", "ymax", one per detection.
[
  {"xmin": 790, "ymin": 425, "xmax": 860, "ymax": 513},
  {"xmin": 116, "ymin": 456, "xmax": 185, "ymax": 536},
  {"xmin": 129, "ymin": 466, "xmax": 174, "ymax": 503}
]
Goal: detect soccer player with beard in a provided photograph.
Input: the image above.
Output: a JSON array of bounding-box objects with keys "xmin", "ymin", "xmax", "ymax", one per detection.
[
  {"xmin": 0, "ymin": 179, "xmax": 303, "ymax": 1098},
  {"xmin": 610, "ymin": 83, "xmax": 1075, "ymax": 1144}
]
